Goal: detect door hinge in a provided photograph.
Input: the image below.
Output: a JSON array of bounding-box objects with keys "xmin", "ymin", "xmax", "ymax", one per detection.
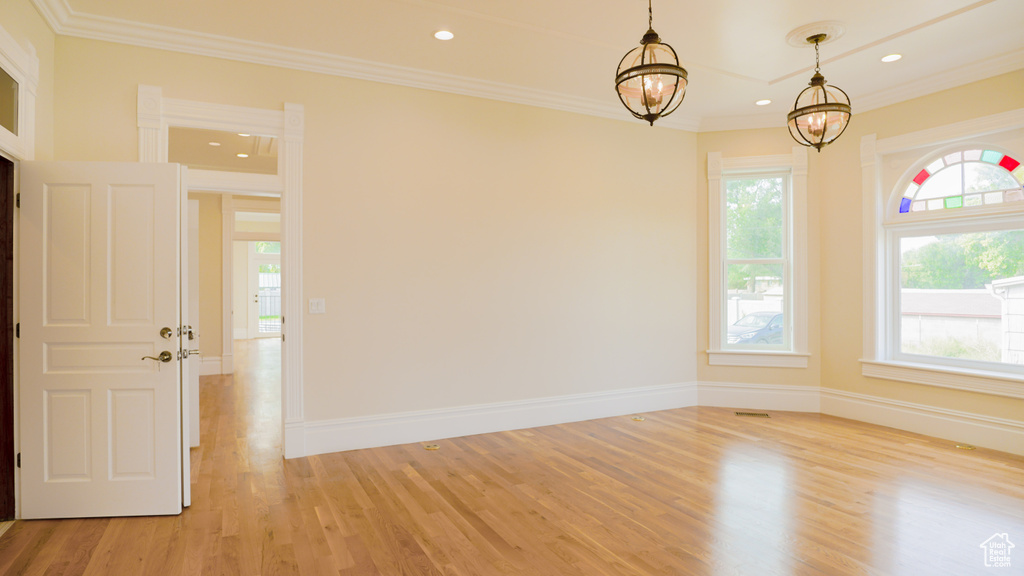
[
  {"xmin": 281, "ymin": 333, "xmax": 285, "ymax": 342},
  {"xmin": 15, "ymin": 323, "xmax": 19, "ymax": 338},
  {"xmin": 16, "ymin": 453, "xmax": 20, "ymax": 468},
  {"xmin": 16, "ymin": 193, "xmax": 20, "ymax": 208}
]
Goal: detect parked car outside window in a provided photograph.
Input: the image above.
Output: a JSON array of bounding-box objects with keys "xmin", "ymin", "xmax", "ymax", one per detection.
[{"xmin": 727, "ymin": 311, "xmax": 783, "ymax": 344}]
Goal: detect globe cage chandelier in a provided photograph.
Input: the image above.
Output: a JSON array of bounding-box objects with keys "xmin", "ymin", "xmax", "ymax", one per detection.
[
  {"xmin": 615, "ymin": 0, "xmax": 688, "ymax": 126},
  {"xmin": 787, "ymin": 33, "xmax": 852, "ymax": 151}
]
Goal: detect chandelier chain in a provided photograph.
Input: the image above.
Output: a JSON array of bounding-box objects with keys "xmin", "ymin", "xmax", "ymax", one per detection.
[
  {"xmin": 814, "ymin": 39, "xmax": 821, "ymax": 74},
  {"xmin": 648, "ymin": 0, "xmax": 653, "ymax": 29}
]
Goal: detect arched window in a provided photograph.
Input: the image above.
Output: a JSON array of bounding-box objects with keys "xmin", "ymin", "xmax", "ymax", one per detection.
[
  {"xmin": 897, "ymin": 149, "xmax": 1024, "ymax": 214},
  {"xmin": 884, "ymin": 145, "xmax": 1024, "ymax": 376}
]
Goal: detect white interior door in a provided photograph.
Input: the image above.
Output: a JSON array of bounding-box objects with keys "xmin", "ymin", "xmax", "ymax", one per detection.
[
  {"xmin": 187, "ymin": 199, "xmax": 200, "ymax": 448},
  {"xmin": 19, "ymin": 161, "xmax": 184, "ymax": 518}
]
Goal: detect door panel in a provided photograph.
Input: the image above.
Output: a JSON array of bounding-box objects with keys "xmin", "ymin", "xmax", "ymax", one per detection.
[{"xmin": 20, "ymin": 161, "xmax": 182, "ymax": 518}]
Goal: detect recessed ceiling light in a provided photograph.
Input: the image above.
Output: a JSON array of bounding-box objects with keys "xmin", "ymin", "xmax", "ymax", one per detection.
[
  {"xmin": 237, "ymin": 133, "xmax": 250, "ymax": 137},
  {"xmin": 434, "ymin": 30, "xmax": 454, "ymax": 41},
  {"xmin": 755, "ymin": 99, "xmax": 772, "ymax": 106},
  {"xmin": 881, "ymin": 54, "xmax": 902, "ymax": 63},
  {"xmin": 237, "ymin": 153, "xmax": 249, "ymax": 158},
  {"xmin": 208, "ymin": 141, "xmax": 221, "ymax": 146}
]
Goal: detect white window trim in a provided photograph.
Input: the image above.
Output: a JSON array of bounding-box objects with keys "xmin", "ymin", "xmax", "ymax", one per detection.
[
  {"xmin": 0, "ymin": 21, "xmax": 39, "ymax": 162},
  {"xmin": 707, "ymin": 148, "xmax": 809, "ymax": 368},
  {"xmin": 861, "ymin": 108, "xmax": 1024, "ymax": 397}
]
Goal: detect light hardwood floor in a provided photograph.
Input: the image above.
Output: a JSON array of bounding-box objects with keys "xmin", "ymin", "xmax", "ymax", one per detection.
[{"xmin": 1, "ymin": 338, "xmax": 1023, "ymax": 575}]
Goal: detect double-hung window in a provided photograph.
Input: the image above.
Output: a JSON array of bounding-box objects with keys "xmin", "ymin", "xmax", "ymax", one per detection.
[{"xmin": 707, "ymin": 149, "xmax": 809, "ymax": 368}]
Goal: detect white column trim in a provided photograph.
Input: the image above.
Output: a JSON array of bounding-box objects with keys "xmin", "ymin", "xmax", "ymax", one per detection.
[
  {"xmin": 860, "ymin": 134, "xmax": 879, "ymax": 361},
  {"xmin": 282, "ymin": 103, "xmax": 305, "ymax": 458},
  {"xmin": 137, "ymin": 85, "xmax": 164, "ymax": 162},
  {"xmin": 221, "ymin": 195, "xmax": 234, "ymax": 374},
  {"xmin": 707, "ymin": 152, "xmax": 723, "ymax": 353}
]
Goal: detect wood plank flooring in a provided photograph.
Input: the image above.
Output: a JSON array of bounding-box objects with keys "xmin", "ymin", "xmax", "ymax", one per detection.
[{"xmin": 1, "ymin": 338, "xmax": 1023, "ymax": 575}]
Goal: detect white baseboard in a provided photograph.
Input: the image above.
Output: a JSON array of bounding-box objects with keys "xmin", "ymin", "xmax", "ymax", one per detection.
[
  {"xmin": 199, "ymin": 356, "xmax": 222, "ymax": 376},
  {"xmin": 288, "ymin": 382, "xmax": 1024, "ymax": 458},
  {"xmin": 821, "ymin": 388, "xmax": 1024, "ymax": 456},
  {"xmin": 698, "ymin": 382, "xmax": 821, "ymax": 412},
  {"xmin": 302, "ymin": 382, "xmax": 699, "ymax": 456}
]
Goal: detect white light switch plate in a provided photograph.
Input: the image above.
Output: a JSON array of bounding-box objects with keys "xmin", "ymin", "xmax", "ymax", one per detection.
[{"xmin": 308, "ymin": 298, "xmax": 326, "ymax": 314}]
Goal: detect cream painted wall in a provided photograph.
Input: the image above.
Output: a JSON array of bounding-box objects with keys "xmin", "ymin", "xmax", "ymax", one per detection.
[
  {"xmin": 192, "ymin": 193, "xmax": 223, "ymax": 360},
  {"xmin": 816, "ymin": 70, "xmax": 1024, "ymax": 423},
  {"xmin": 50, "ymin": 37, "xmax": 699, "ymax": 423},
  {"xmin": 0, "ymin": 0, "xmax": 55, "ymax": 160},
  {"xmin": 695, "ymin": 129, "xmax": 822, "ymax": 388},
  {"xmin": 236, "ymin": 220, "xmax": 280, "ymax": 234}
]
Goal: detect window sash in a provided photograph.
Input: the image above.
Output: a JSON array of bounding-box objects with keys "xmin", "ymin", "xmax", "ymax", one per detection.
[
  {"xmin": 884, "ymin": 215, "xmax": 1024, "ymax": 376},
  {"xmin": 721, "ymin": 172, "xmax": 792, "ymax": 352}
]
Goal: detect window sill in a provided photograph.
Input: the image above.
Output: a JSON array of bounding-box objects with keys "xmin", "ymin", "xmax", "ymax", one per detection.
[
  {"xmin": 860, "ymin": 360, "xmax": 1024, "ymax": 399},
  {"xmin": 707, "ymin": 350, "xmax": 809, "ymax": 368}
]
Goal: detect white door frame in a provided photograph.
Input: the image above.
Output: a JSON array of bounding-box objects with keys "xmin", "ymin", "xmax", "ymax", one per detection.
[
  {"xmin": 0, "ymin": 22, "xmax": 40, "ymax": 520},
  {"xmin": 137, "ymin": 86, "xmax": 305, "ymax": 458}
]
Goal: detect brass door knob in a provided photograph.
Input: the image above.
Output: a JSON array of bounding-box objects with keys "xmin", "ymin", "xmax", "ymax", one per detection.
[{"xmin": 142, "ymin": 351, "xmax": 173, "ymax": 363}]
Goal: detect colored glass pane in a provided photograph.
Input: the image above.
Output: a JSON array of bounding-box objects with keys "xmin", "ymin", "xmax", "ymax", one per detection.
[
  {"xmin": 981, "ymin": 150, "xmax": 1003, "ymax": 164},
  {"xmin": 984, "ymin": 192, "xmax": 1003, "ymax": 204},
  {"xmin": 900, "ymin": 149, "xmax": 1024, "ymax": 217},
  {"xmin": 999, "ymin": 155, "xmax": 1020, "ymax": 172}
]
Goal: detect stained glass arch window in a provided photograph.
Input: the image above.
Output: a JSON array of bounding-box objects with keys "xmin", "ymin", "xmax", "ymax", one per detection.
[{"xmin": 897, "ymin": 148, "xmax": 1024, "ymax": 214}]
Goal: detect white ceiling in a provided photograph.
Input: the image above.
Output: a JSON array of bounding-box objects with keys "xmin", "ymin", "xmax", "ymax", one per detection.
[{"xmin": 32, "ymin": 0, "xmax": 1024, "ymax": 131}]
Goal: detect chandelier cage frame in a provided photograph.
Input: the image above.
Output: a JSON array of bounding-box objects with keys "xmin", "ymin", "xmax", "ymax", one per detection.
[
  {"xmin": 786, "ymin": 33, "xmax": 852, "ymax": 151},
  {"xmin": 614, "ymin": 0, "xmax": 688, "ymax": 126}
]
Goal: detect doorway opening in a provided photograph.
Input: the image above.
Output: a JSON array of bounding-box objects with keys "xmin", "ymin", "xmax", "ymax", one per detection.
[
  {"xmin": 233, "ymin": 239, "xmax": 282, "ymax": 340},
  {"xmin": 0, "ymin": 156, "xmax": 13, "ymax": 521}
]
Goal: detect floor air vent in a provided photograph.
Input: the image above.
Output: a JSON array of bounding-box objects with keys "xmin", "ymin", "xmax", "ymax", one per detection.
[{"xmin": 735, "ymin": 411, "xmax": 771, "ymax": 418}]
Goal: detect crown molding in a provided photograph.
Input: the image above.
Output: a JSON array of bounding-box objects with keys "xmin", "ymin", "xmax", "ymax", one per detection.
[
  {"xmin": 31, "ymin": 0, "xmax": 700, "ymax": 131},
  {"xmin": 29, "ymin": 0, "xmax": 70, "ymax": 32},
  {"xmin": 31, "ymin": 0, "xmax": 1023, "ymax": 135},
  {"xmin": 852, "ymin": 48, "xmax": 1024, "ymax": 115}
]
